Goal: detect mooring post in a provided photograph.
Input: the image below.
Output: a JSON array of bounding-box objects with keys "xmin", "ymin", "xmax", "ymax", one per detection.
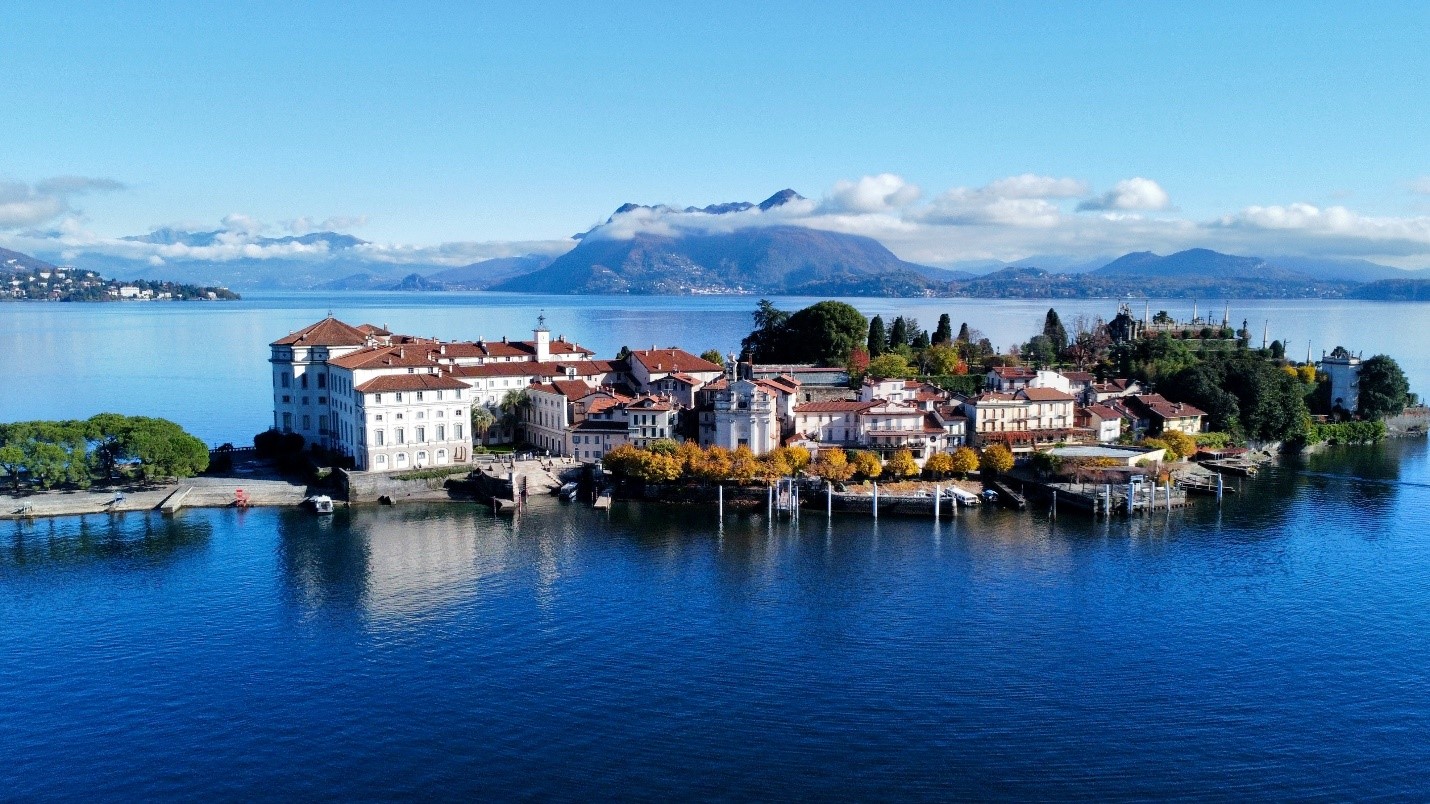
[
  {"xmin": 826, "ymin": 481, "xmax": 833, "ymax": 517},
  {"xmin": 718, "ymin": 484, "xmax": 724, "ymax": 519},
  {"xmin": 934, "ymin": 485, "xmax": 941, "ymax": 520},
  {"xmin": 1052, "ymin": 489, "xmax": 1057, "ymax": 519},
  {"xmin": 767, "ymin": 484, "xmax": 773, "ymax": 519},
  {"xmin": 872, "ymin": 482, "xmax": 879, "ymax": 519},
  {"xmin": 1217, "ymin": 472, "xmax": 1224, "ymax": 503}
]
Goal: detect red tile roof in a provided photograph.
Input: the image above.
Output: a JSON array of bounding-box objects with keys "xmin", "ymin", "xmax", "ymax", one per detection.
[
  {"xmin": 271, "ymin": 316, "xmax": 370, "ymax": 347},
  {"xmin": 329, "ymin": 345, "xmax": 441, "ymax": 369},
  {"xmin": 794, "ymin": 400, "xmax": 877, "ymax": 414},
  {"xmin": 1131, "ymin": 394, "xmax": 1207, "ymax": 420},
  {"xmin": 1020, "ymin": 387, "xmax": 1077, "ymax": 402},
  {"xmin": 629, "ymin": 348, "xmax": 723, "ymax": 375},
  {"xmin": 354, "ymin": 374, "xmax": 469, "ymax": 393},
  {"xmin": 451, "ymin": 360, "xmax": 616, "ymax": 379}
]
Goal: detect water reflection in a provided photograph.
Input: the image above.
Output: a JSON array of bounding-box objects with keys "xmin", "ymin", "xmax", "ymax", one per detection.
[{"xmin": 1, "ymin": 512, "xmax": 212, "ymax": 570}]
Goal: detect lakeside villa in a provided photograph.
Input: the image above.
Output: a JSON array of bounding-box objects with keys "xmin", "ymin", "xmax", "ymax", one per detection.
[{"xmin": 267, "ymin": 314, "xmax": 1235, "ymax": 474}]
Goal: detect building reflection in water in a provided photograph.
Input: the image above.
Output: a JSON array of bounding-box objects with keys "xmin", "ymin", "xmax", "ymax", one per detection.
[{"xmin": 2, "ymin": 512, "xmax": 213, "ymax": 570}]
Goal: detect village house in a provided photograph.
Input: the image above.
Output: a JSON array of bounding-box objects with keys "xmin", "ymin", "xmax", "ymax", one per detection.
[
  {"xmin": 962, "ymin": 386, "xmax": 1081, "ymax": 452},
  {"xmin": 1114, "ymin": 394, "xmax": 1208, "ymax": 437}
]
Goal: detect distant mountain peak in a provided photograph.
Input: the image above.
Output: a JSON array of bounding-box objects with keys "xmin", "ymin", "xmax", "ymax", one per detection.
[{"xmin": 759, "ymin": 189, "xmax": 804, "ymax": 210}]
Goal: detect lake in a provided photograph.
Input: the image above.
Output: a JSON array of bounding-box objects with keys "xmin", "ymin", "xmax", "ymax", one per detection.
[
  {"xmin": 3, "ymin": 292, "xmax": 1429, "ymax": 445},
  {"xmin": 3, "ymin": 438, "xmax": 1429, "ymax": 799}
]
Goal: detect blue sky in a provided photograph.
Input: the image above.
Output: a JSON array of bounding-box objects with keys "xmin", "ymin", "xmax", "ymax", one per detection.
[{"xmin": 4, "ymin": 2, "xmax": 1430, "ymax": 266}]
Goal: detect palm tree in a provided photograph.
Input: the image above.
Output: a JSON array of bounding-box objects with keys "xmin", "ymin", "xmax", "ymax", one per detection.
[
  {"xmin": 499, "ymin": 389, "xmax": 530, "ymax": 444},
  {"xmin": 470, "ymin": 405, "xmax": 496, "ymax": 446}
]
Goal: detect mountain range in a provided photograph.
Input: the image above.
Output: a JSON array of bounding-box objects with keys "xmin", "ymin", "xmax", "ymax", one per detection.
[{"xmin": 9, "ymin": 188, "xmax": 1430, "ymax": 298}]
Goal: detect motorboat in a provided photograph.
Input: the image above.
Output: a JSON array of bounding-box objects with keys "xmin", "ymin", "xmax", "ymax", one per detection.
[{"xmin": 305, "ymin": 495, "xmax": 335, "ymax": 514}]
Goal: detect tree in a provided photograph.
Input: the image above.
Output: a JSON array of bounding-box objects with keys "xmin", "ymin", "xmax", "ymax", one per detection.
[
  {"xmin": 956, "ymin": 322, "xmax": 971, "ymax": 343},
  {"xmin": 933, "ymin": 314, "xmax": 953, "ymax": 345},
  {"xmin": 911, "ymin": 329, "xmax": 930, "ymax": 349},
  {"xmin": 783, "ymin": 301, "xmax": 868, "ymax": 364},
  {"xmin": 850, "ymin": 450, "xmax": 883, "ymax": 480},
  {"xmin": 1022, "ymin": 335, "xmax": 1057, "ymax": 367},
  {"xmin": 1358, "ymin": 355, "xmax": 1411, "ymax": 421},
  {"xmin": 884, "ymin": 448, "xmax": 920, "ymax": 479},
  {"xmin": 924, "ymin": 343, "xmax": 962, "ymax": 376},
  {"xmin": 743, "ymin": 300, "xmax": 866, "ymax": 364},
  {"xmin": 1160, "ymin": 430, "xmax": 1197, "ymax": 460},
  {"xmin": 499, "ymin": 389, "xmax": 530, "ymax": 440},
  {"xmin": 846, "ymin": 347, "xmax": 870, "ymax": 379},
  {"xmin": 866, "ymin": 353, "xmax": 911, "ymax": 380},
  {"xmin": 470, "ymin": 406, "xmax": 496, "ymax": 445},
  {"xmin": 889, "ymin": 316, "xmax": 909, "ymax": 348},
  {"xmin": 1269, "ymin": 340, "xmax": 1285, "ymax": 360},
  {"xmin": 648, "ymin": 438, "xmax": 680, "ymax": 455},
  {"xmin": 1166, "ymin": 352, "xmax": 1308, "ymax": 442},
  {"xmin": 0, "ymin": 444, "xmax": 23, "ymax": 490},
  {"xmin": 693, "ymin": 446, "xmax": 732, "ymax": 482},
  {"xmin": 810, "ymin": 447, "xmax": 855, "ymax": 483},
  {"xmin": 1042, "ymin": 308, "xmax": 1068, "ymax": 351},
  {"xmin": 700, "ymin": 349, "xmax": 726, "ymax": 367},
  {"xmin": 867, "ymin": 316, "xmax": 888, "ymax": 357},
  {"xmin": 980, "ymin": 444, "xmax": 1014, "ymax": 475},
  {"xmin": 948, "ymin": 446, "xmax": 979, "ymax": 479},
  {"xmin": 729, "ymin": 446, "xmax": 759, "ymax": 483},
  {"xmin": 776, "ymin": 446, "xmax": 811, "ymax": 474},
  {"xmin": 123, "ymin": 417, "xmax": 209, "ymax": 479},
  {"xmin": 924, "ymin": 451, "xmax": 954, "ymax": 478}
]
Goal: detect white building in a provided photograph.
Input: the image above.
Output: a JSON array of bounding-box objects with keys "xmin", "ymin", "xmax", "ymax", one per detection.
[{"xmin": 1319, "ymin": 347, "xmax": 1362, "ymax": 415}]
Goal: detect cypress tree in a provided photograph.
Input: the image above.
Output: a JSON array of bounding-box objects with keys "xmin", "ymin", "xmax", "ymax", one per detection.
[
  {"xmin": 889, "ymin": 316, "xmax": 909, "ymax": 348},
  {"xmin": 1042, "ymin": 308, "xmax": 1068, "ymax": 351},
  {"xmin": 867, "ymin": 316, "xmax": 888, "ymax": 357},
  {"xmin": 956, "ymin": 322, "xmax": 971, "ymax": 342},
  {"xmin": 933, "ymin": 314, "xmax": 953, "ymax": 344}
]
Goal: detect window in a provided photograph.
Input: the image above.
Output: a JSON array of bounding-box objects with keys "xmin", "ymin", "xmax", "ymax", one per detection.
[
  {"xmin": 317, "ymin": 374, "xmax": 326, "ymax": 389},
  {"xmin": 436, "ymin": 391, "xmax": 443, "ymax": 401},
  {"xmin": 395, "ymin": 392, "xmax": 403, "ymax": 402},
  {"xmin": 281, "ymin": 373, "xmax": 291, "ymax": 388},
  {"xmin": 282, "ymin": 395, "xmax": 291, "ymax": 404},
  {"xmin": 375, "ymin": 414, "xmax": 383, "ymax": 421},
  {"xmin": 454, "ymin": 424, "xmax": 463, "ymax": 440},
  {"xmin": 302, "ymin": 415, "xmax": 311, "ymax": 429},
  {"xmin": 455, "ymin": 390, "xmax": 463, "ymax": 399},
  {"xmin": 283, "ymin": 412, "xmax": 293, "ymax": 430},
  {"xmin": 395, "ymin": 413, "xmax": 403, "ymax": 420},
  {"xmin": 436, "ymin": 425, "xmax": 445, "ymax": 441},
  {"xmin": 374, "ymin": 393, "xmax": 382, "ymax": 403},
  {"xmin": 416, "ymin": 391, "xmax": 424, "ymax": 401},
  {"xmin": 301, "ymin": 374, "xmax": 309, "ymax": 389},
  {"xmin": 395, "ymin": 452, "xmax": 408, "ymax": 468},
  {"xmin": 416, "ymin": 451, "xmax": 428, "ymax": 466},
  {"xmin": 416, "ymin": 412, "xmax": 425, "ymax": 420},
  {"xmin": 396, "ymin": 428, "xmax": 405, "ymax": 444},
  {"xmin": 416, "ymin": 427, "xmax": 426, "ymax": 442},
  {"xmin": 375, "ymin": 454, "xmax": 387, "ymax": 466},
  {"xmin": 375, "ymin": 430, "xmax": 384, "ymax": 446},
  {"xmin": 436, "ymin": 449, "xmax": 448, "ymax": 464},
  {"xmin": 436, "ymin": 410, "xmax": 444, "ymax": 418}
]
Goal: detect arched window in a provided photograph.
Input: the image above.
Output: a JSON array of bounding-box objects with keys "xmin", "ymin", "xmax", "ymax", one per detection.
[
  {"xmin": 375, "ymin": 454, "xmax": 387, "ymax": 466},
  {"xmin": 436, "ymin": 449, "xmax": 449, "ymax": 464},
  {"xmin": 416, "ymin": 451, "xmax": 428, "ymax": 467},
  {"xmin": 395, "ymin": 452, "xmax": 409, "ymax": 468}
]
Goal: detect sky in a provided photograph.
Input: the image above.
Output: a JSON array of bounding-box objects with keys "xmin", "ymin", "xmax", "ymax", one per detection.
[{"xmin": 3, "ymin": 1, "xmax": 1430, "ymax": 268}]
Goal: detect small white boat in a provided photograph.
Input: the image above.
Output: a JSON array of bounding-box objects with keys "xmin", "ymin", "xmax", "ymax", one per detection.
[
  {"xmin": 306, "ymin": 495, "xmax": 335, "ymax": 514},
  {"xmin": 558, "ymin": 481, "xmax": 579, "ymax": 501},
  {"xmin": 945, "ymin": 486, "xmax": 981, "ymax": 506}
]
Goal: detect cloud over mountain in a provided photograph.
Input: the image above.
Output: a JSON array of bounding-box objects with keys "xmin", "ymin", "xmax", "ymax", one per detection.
[{"xmin": 0, "ymin": 175, "xmax": 126, "ymax": 229}]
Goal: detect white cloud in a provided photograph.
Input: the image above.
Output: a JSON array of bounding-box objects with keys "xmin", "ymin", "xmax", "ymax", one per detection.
[
  {"xmin": 1077, "ymin": 177, "xmax": 1170, "ymax": 212},
  {"xmin": 286, "ymin": 214, "xmax": 369, "ymax": 234},
  {"xmin": 820, "ymin": 173, "xmax": 922, "ymax": 214},
  {"xmin": 1410, "ymin": 176, "xmax": 1430, "ymax": 195},
  {"xmin": 984, "ymin": 173, "xmax": 1088, "ymax": 199},
  {"xmin": 0, "ymin": 176, "xmax": 126, "ymax": 229}
]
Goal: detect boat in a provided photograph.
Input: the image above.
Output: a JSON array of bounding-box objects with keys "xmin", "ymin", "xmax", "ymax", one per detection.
[
  {"xmin": 558, "ymin": 481, "xmax": 579, "ymax": 501},
  {"xmin": 988, "ymin": 480, "xmax": 1027, "ymax": 510},
  {"xmin": 980, "ymin": 488, "xmax": 1000, "ymax": 504},
  {"xmin": 945, "ymin": 486, "xmax": 981, "ymax": 506},
  {"xmin": 305, "ymin": 495, "xmax": 335, "ymax": 514}
]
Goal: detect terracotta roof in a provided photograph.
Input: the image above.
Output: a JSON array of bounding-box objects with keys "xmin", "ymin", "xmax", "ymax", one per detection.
[
  {"xmin": 1130, "ymin": 394, "xmax": 1207, "ymax": 420},
  {"xmin": 990, "ymin": 366, "xmax": 1036, "ymax": 379},
  {"xmin": 272, "ymin": 316, "xmax": 370, "ymax": 347},
  {"xmin": 1060, "ymin": 371, "xmax": 1095, "ymax": 383},
  {"xmin": 354, "ymin": 374, "xmax": 469, "ymax": 393},
  {"xmin": 357, "ymin": 324, "xmax": 392, "ymax": 336},
  {"xmin": 794, "ymin": 400, "xmax": 877, "ymax": 413},
  {"xmin": 531, "ymin": 379, "xmax": 595, "ymax": 399},
  {"xmin": 1082, "ymin": 404, "xmax": 1125, "ymax": 421},
  {"xmin": 329, "ymin": 345, "xmax": 441, "ymax": 369},
  {"xmin": 1020, "ymin": 387, "xmax": 1077, "ymax": 402},
  {"xmin": 451, "ymin": 360, "xmax": 615, "ymax": 379},
  {"xmin": 629, "ymin": 348, "xmax": 723, "ymax": 375},
  {"xmin": 624, "ymin": 395, "xmax": 675, "ymax": 412}
]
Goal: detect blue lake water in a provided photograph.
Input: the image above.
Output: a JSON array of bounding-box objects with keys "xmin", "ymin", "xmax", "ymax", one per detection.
[
  {"xmin": 3, "ymin": 438, "xmax": 1430, "ymax": 799},
  {"xmin": 3, "ymin": 292, "xmax": 1429, "ymax": 445},
  {"xmin": 5, "ymin": 292, "xmax": 1430, "ymax": 798}
]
